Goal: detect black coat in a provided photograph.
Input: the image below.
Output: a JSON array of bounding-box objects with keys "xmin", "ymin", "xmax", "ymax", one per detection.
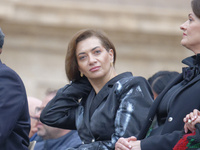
[
  {"xmin": 0, "ymin": 60, "xmax": 30, "ymax": 149},
  {"xmin": 138, "ymin": 55, "xmax": 200, "ymax": 150},
  {"xmin": 40, "ymin": 72, "xmax": 153, "ymax": 150}
]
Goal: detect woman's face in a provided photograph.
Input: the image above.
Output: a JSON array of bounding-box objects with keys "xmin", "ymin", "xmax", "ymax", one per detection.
[
  {"xmin": 76, "ymin": 36, "xmax": 114, "ymax": 80},
  {"xmin": 180, "ymin": 12, "xmax": 200, "ymax": 54}
]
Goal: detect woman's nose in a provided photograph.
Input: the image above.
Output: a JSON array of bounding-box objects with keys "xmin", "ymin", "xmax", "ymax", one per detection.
[
  {"xmin": 88, "ymin": 55, "xmax": 97, "ymax": 64},
  {"xmin": 180, "ymin": 21, "xmax": 187, "ymax": 31}
]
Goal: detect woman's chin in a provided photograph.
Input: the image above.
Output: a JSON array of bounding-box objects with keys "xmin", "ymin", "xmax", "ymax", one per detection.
[{"xmin": 180, "ymin": 40, "xmax": 189, "ymax": 48}]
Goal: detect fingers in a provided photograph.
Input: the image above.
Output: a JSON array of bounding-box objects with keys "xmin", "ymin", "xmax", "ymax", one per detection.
[
  {"xmin": 183, "ymin": 109, "xmax": 200, "ymax": 123},
  {"xmin": 184, "ymin": 124, "xmax": 188, "ymax": 133},
  {"xmin": 192, "ymin": 109, "xmax": 199, "ymax": 120},
  {"xmin": 186, "ymin": 122, "xmax": 195, "ymax": 133},
  {"xmin": 127, "ymin": 136, "xmax": 137, "ymax": 142},
  {"xmin": 192, "ymin": 116, "xmax": 200, "ymax": 127},
  {"xmin": 183, "ymin": 114, "xmax": 190, "ymax": 123},
  {"xmin": 115, "ymin": 137, "xmax": 132, "ymax": 150},
  {"xmin": 129, "ymin": 140, "xmax": 141, "ymax": 150},
  {"xmin": 183, "ymin": 110, "xmax": 200, "ymax": 133}
]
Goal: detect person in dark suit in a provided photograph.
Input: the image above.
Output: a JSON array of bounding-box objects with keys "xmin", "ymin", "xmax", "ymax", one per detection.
[
  {"xmin": 115, "ymin": 0, "xmax": 200, "ymax": 149},
  {"xmin": 0, "ymin": 28, "xmax": 30, "ymax": 149},
  {"xmin": 40, "ymin": 29, "xmax": 153, "ymax": 150}
]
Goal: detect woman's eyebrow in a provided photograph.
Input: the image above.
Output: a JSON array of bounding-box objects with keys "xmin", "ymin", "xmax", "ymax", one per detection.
[
  {"xmin": 91, "ymin": 46, "xmax": 100, "ymax": 51},
  {"xmin": 77, "ymin": 46, "xmax": 100, "ymax": 56}
]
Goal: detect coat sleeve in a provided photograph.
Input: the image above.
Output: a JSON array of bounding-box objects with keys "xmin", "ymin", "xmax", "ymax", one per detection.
[
  {"xmin": 0, "ymin": 68, "xmax": 28, "ymax": 145},
  {"xmin": 40, "ymin": 77, "xmax": 92, "ymax": 130},
  {"xmin": 141, "ymin": 130, "xmax": 182, "ymax": 150},
  {"xmin": 68, "ymin": 76, "xmax": 154, "ymax": 150}
]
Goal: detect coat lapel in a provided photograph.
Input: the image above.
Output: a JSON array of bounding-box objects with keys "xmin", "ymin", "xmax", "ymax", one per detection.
[
  {"xmin": 83, "ymin": 72, "xmax": 132, "ymax": 139},
  {"xmin": 84, "ymin": 87, "xmax": 110, "ymax": 137},
  {"xmin": 138, "ymin": 73, "xmax": 200, "ymax": 140},
  {"xmin": 149, "ymin": 74, "xmax": 183, "ymax": 120},
  {"xmin": 169, "ymin": 74, "xmax": 200, "ymax": 107},
  {"xmin": 89, "ymin": 86, "xmax": 110, "ymax": 117},
  {"xmin": 137, "ymin": 73, "xmax": 183, "ymax": 139},
  {"xmin": 83, "ymin": 90, "xmax": 95, "ymax": 138}
]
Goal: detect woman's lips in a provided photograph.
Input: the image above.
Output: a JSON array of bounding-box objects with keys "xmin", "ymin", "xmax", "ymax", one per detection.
[{"xmin": 89, "ymin": 66, "xmax": 100, "ymax": 72}]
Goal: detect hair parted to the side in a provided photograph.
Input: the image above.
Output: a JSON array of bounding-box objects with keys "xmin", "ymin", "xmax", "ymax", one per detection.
[
  {"xmin": 192, "ymin": 0, "xmax": 200, "ymax": 19},
  {"xmin": 65, "ymin": 29, "xmax": 116, "ymax": 81}
]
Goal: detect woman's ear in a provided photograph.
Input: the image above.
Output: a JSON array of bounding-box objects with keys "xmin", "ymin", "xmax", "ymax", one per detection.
[{"xmin": 109, "ymin": 49, "xmax": 114, "ymax": 63}]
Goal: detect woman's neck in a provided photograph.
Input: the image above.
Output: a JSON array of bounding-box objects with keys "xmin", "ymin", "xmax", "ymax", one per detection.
[{"xmin": 89, "ymin": 69, "xmax": 117, "ymax": 94}]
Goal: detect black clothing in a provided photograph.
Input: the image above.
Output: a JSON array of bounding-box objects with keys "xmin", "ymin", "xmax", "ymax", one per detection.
[
  {"xmin": 138, "ymin": 55, "xmax": 200, "ymax": 150},
  {"xmin": 41, "ymin": 72, "xmax": 153, "ymax": 150}
]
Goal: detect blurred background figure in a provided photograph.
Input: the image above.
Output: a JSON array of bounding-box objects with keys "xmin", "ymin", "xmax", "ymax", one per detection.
[
  {"xmin": 32, "ymin": 89, "xmax": 81, "ymax": 150},
  {"xmin": 148, "ymin": 71, "xmax": 179, "ymax": 99},
  {"xmin": 28, "ymin": 97, "xmax": 42, "ymax": 140}
]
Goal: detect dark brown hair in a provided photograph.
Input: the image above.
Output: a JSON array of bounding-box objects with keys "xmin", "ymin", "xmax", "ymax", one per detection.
[
  {"xmin": 192, "ymin": 0, "xmax": 200, "ymax": 19},
  {"xmin": 65, "ymin": 29, "xmax": 116, "ymax": 81}
]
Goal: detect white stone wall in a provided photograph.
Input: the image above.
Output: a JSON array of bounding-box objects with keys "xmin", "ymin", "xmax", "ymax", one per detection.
[{"xmin": 0, "ymin": 0, "xmax": 192, "ymax": 99}]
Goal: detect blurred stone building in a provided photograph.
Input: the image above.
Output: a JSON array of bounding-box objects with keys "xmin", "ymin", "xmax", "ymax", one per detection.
[{"xmin": 0, "ymin": 0, "xmax": 192, "ymax": 99}]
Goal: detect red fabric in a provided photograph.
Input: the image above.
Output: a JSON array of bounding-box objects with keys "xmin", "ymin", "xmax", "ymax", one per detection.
[{"xmin": 173, "ymin": 132, "xmax": 196, "ymax": 150}]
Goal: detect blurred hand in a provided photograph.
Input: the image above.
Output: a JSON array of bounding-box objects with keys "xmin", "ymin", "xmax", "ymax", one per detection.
[
  {"xmin": 115, "ymin": 136, "xmax": 140, "ymax": 150},
  {"xmin": 183, "ymin": 109, "xmax": 200, "ymax": 133}
]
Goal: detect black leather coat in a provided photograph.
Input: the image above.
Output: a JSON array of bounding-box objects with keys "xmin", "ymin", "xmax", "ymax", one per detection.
[{"xmin": 40, "ymin": 72, "xmax": 153, "ymax": 150}]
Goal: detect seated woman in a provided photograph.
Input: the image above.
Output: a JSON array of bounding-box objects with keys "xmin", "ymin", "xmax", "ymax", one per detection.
[
  {"xmin": 115, "ymin": 0, "xmax": 200, "ymax": 149},
  {"xmin": 40, "ymin": 29, "xmax": 153, "ymax": 149}
]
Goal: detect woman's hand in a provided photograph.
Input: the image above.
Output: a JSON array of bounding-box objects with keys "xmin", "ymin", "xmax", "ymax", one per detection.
[
  {"xmin": 183, "ymin": 109, "xmax": 200, "ymax": 133},
  {"xmin": 115, "ymin": 136, "xmax": 141, "ymax": 150}
]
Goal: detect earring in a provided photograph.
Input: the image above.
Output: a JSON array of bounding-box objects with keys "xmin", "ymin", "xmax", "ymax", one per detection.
[
  {"xmin": 110, "ymin": 62, "xmax": 113, "ymax": 67},
  {"xmin": 80, "ymin": 72, "xmax": 83, "ymax": 77}
]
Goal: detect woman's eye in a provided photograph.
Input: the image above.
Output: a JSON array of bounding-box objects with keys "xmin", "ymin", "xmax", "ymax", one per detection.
[
  {"xmin": 79, "ymin": 55, "xmax": 86, "ymax": 60},
  {"xmin": 189, "ymin": 18, "xmax": 193, "ymax": 22},
  {"xmin": 94, "ymin": 50, "xmax": 101, "ymax": 54}
]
